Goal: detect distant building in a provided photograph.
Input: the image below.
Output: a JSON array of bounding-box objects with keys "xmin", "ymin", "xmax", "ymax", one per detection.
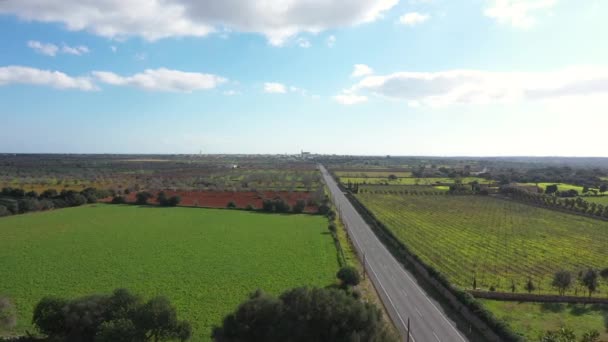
[{"xmin": 300, "ymin": 150, "xmax": 311, "ymax": 159}]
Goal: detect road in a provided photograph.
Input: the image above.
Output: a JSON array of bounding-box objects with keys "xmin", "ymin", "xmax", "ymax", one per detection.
[{"xmin": 320, "ymin": 165, "xmax": 469, "ymax": 342}]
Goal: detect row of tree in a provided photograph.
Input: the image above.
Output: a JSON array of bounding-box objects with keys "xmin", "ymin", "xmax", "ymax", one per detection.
[
  {"xmin": 110, "ymin": 191, "xmax": 181, "ymax": 207},
  {"xmin": 551, "ymin": 268, "xmax": 608, "ymax": 297},
  {"xmin": 0, "ymin": 187, "xmax": 111, "ymax": 217},
  {"xmin": 502, "ymin": 187, "xmax": 608, "ymax": 218}
]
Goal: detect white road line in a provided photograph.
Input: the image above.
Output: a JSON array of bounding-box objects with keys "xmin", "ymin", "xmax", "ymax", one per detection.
[
  {"xmin": 366, "ymin": 261, "xmax": 416, "ymax": 342},
  {"xmin": 415, "ymin": 307, "xmax": 422, "ymax": 317},
  {"xmin": 433, "ymin": 331, "xmax": 441, "ymax": 342},
  {"xmin": 401, "ymin": 288, "xmax": 408, "ymax": 297}
]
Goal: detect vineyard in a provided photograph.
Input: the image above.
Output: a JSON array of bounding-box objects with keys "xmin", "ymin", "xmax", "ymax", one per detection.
[
  {"xmin": 340, "ymin": 176, "xmax": 491, "ymax": 186},
  {"xmin": 356, "ymin": 193, "xmax": 608, "ymax": 295}
]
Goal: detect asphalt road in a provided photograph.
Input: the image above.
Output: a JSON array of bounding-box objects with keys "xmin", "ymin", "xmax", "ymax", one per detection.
[{"xmin": 320, "ymin": 165, "xmax": 469, "ymax": 342}]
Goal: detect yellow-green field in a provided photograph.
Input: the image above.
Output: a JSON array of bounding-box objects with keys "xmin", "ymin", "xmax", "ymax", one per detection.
[
  {"xmin": 341, "ymin": 177, "xmax": 490, "ymax": 185},
  {"xmin": 335, "ymin": 171, "xmax": 413, "ymax": 178}
]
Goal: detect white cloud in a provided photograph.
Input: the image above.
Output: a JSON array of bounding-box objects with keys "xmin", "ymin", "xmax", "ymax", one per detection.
[
  {"xmin": 92, "ymin": 68, "xmax": 226, "ymax": 92},
  {"xmin": 399, "ymin": 12, "xmax": 430, "ymax": 26},
  {"xmin": 27, "ymin": 40, "xmax": 90, "ymax": 56},
  {"xmin": 334, "ymin": 91, "xmax": 369, "ymax": 105},
  {"xmin": 1, "ymin": 0, "xmax": 399, "ymax": 45},
  {"xmin": 297, "ymin": 38, "xmax": 311, "ymax": 48},
  {"xmin": 484, "ymin": 0, "xmax": 556, "ymax": 28},
  {"xmin": 337, "ymin": 66, "xmax": 608, "ymax": 106},
  {"xmin": 351, "ymin": 64, "xmax": 374, "ymax": 78},
  {"xmin": 0, "ymin": 66, "xmax": 96, "ymax": 90},
  {"xmin": 61, "ymin": 44, "xmax": 90, "ymax": 55},
  {"xmin": 264, "ymin": 82, "xmax": 288, "ymax": 94},
  {"xmin": 223, "ymin": 90, "xmax": 240, "ymax": 96},
  {"xmin": 110, "ymin": 46, "xmax": 117, "ymax": 53},
  {"xmin": 326, "ymin": 35, "xmax": 336, "ymax": 48},
  {"xmin": 27, "ymin": 41, "xmax": 59, "ymax": 56},
  {"xmin": 134, "ymin": 53, "xmax": 147, "ymax": 61}
]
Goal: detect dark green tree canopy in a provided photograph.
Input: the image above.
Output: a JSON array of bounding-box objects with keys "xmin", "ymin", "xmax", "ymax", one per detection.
[{"xmin": 212, "ymin": 287, "xmax": 396, "ymax": 342}]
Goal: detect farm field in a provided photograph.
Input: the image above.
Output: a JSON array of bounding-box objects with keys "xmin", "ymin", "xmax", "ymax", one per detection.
[
  {"xmin": 334, "ymin": 171, "xmax": 413, "ymax": 178},
  {"xmin": 340, "ymin": 176, "xmax": 490, "ymax": 185},
  {"xmin": 355, "ymin": 193, "xmax": 608, "ymax": 295},
  {"xmin": 480, "ymin": 300, "xmax": 608, "ymax": 341},
  {"xmin": 102, "ymin": 190, "xmax": 320, "ymax": 212},
  {"xmin": 0, "ymin": 205, "xmax": 339, "ymax": 341},
  {"xmin": 520, "ymin": 182, "xmax": 588, "ymax": 193},
  {"xmin": 581, "ymin": 196, "xmax": 608, "ymax": 205}
]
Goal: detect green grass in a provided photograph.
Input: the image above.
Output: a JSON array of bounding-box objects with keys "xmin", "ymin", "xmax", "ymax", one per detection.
[
  {"xmin": 581, "ymin": 196, "xmax": 608, "ymax": 205},
  {"xmin": 480, "ymin": 300, "xmax": 608, "ymax": 341},
  {"xmin": 521, "ymin": 182, "xmax": 588, "ymax": 193},
  {"xmin": 340, "ymin": 176, "xmax": 490, "ymax": 185},
  {"xmin": 355, "ymin": 194, "xmax": 608, "ymax": 295},
  {"xmin": 335, "ymin": 171, "xmax": 413, "ymax": 178},
  {"xmin": 0, "ymin": 205, "xmax": 339, "ymax": 341}
]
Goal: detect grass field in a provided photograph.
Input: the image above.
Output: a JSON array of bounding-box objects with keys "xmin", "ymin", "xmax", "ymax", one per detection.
[
  {"xmin": 335, "ymin": 171, "xmax": 413, "ymax": 178},
  {"xmin": 520, "ymin": 182, "xmax": 588, "ymax": 193},
  {"xmin": 582, "ymin": 196, "xmax": 608, "ymax": 205},
  {"xmin": 0, "ymin": 205, "xmax": 339, "ymax": 341},
  {"xmin": 356, "ymin": 194, "xmax": 608, "ymax": 295},
  {"xmin": 340, "ymin": 176, "xmax": 490, "ymax": 185},
  {"xmin": 480, "ymin": 300, "xmax": 608, "ymax": 341}
]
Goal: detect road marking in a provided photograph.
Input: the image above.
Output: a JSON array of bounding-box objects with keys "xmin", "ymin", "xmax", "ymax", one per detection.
[
  {"xmin": 401, "ymin": 288, "xmax": 408, "ymax": 297},
  {"xmin": 366, "ymin": 261, "xmax": 416, "ymax": 342},
  {"xmin": 433, "ymin": 331, "xmax": 441, "ymax": 342},
  {"xmin": 415, "ymin": 307, "xmax": 422, "ymax": 317}
]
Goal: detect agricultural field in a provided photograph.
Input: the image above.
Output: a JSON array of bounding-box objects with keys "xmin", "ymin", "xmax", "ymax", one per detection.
[
  {"xmin": 582, "ymin": 196, "xmax": 608, "ymax": 205},
  {"xmin": 356, "ymin": 193, "xmax": 608, "ymax": 295},
  {"xmin": 480, "ymin": 300, "xmax": 608, "ymax": 341},
  {"xmin": 340, "ymin": 176, "xmax": 490, "ymax": 186},
  {"xmin": 520, "ymin": 182, "xmax": 588, "ymax": 193},
  {"xmin": 0, "ymin": 205, "xmax": 339, "ymax": 341},
  {"xmin": 334, "ymin": 171, "xmax": 413, "ymax": 178}
]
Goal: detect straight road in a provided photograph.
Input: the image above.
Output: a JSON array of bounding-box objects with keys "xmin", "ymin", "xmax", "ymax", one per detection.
[{"xmin": 320, "ymin": 165, "xmax": 469, "ymax": 342}]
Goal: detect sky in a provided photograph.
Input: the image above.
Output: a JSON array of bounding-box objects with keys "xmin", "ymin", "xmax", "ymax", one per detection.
[{"xmin": 1, "ymin": 0, "xmax": 607, "ymax": 156}]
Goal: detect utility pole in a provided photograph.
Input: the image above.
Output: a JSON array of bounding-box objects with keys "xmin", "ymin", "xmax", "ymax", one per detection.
[{"xmin": 406, "ymin": 317, "xmax": 411, "ymax": 342}]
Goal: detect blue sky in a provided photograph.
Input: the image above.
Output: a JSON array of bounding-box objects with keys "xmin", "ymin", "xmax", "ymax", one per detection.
[{"xmin": 1, "ymin": 0, "xmax": 607, "ymax": 156}]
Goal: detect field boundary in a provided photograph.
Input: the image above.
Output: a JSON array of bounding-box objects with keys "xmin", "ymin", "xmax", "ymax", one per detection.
[
  {"xmin": 469, "ymin": 290, "xmax": 608, "ymax": 304},
  {"xmin": 492, "ymin": 194, "xmax": 608, "ymax": 222}
]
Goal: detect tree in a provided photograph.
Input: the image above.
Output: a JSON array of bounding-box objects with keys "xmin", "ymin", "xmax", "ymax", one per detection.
[
  {"xmin": 581, "ymin": 330, "xmax": 600, "ymax": 342},
  {"xmin": 226, "ymin": 201, "xmax": 237, "ymax": 209},
  {"xmin": 136, "ymin": 191, "xmax": 154, "ymax": 205},
  {"xmin": 292, "ymin": 199, "xmax": 306, "ymax": 213},
  {"xmin": 545, "ymin": 184, "xmax": 559, "ymax": 195},
  {"xmin": 166, "ymin": 196, "xmax": 181, "ymax": 207},
  {"xmin": 599, "ymin": 184, "xmax": 607, "ymax": 194},
  {"xmin": 212, "ymin": 287, "xmax": 396, "ymax": 342},
  {"xmin": 540, "ymin": 327, "xmax": 576, "ymax": 342},
  {"xmin": 337, "ymin": 266, "xmax": 361, "ymax": 287},
  {"xmin": 136, "ymin": 296, "xmax": 181, "ymax": 342},
  {"xmin": 581, "ymin": 269, "xmax": 599, "ymax": 297},
  {"xmin": 552, "ymin": 270, "xmax": 572, "ymax": 296},
  {"xmin": 387, "ymin": 174, "xmax": 398, "ymax": 181},
  {"xmin": 0, "ymin": 297, "xmax": 16, "ymax": 332},
  {"xmin": 525, "ymin": 278, "xmax": 536, "ymax": 294},
  {"xmin": 600, "ymin": 268, "xmax": 608, "ymax": 281},
  {"xmin": 0, "ymin": 205, "xmax": 10, "ymax": 217},
  {"xmin": 111, "ymin": 196, "xmax": 126, "ymax": 204}
]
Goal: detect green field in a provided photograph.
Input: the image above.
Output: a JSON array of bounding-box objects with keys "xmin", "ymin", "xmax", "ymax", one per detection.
[
  {"xmin": 582, "ymin": 196, "xmax": 608, "ymax": 205},
  {"xmin": 480, "ymin": 300, "xmax": 608, "ymax": 341},
  {"xmin": 335, "ymin": 171, "xmax": 413, "ymax": 178},
  {"xmin": 356, "ymin": 193, "xmax": 608, "ymax": 295},
  {"xmin": 341, "ymin": 176, "xmax": 490, "ymax": 185},
  {"xmin": 0, "ymin": 205, "xmax": 339, "ymax": 341},
  {"xmin": 520, "ymin": 182, "xmax": 588, "ymax": 193}
]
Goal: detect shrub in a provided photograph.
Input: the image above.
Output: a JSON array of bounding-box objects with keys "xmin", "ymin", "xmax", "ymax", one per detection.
[
  {"xmin": 212, "ymin": 287, "xmax": 396, "ymax": 342},
  {"xmin": 32, "ymin": 289, "xmax": 191, "ymax": 342},
  {"xmin": 292, "ymin": 199, "xmax": 306, "ymax": 213},
  {"xmin": 226, "ymin": 201, "xmax": 237, "ymax": 209},
  {"xmin": 0, "ymin": 205, "xmax": 9, "ymax": 217},
  {"xmin": 328, "ymin": 223, "xmax": 337, "ymax": 234},
  {"xmin": 111, "ymin": 196, "xmax": 126, "ymax": 204},
  {"xmin": 245, "ymin": 204, "xmax": 255, "ymax": 211},
  {"xmin": 135, "ymin": 191, "xmax": 154, "ymax": 205},
  {"xmin": 337, "ymin": 266, "xmax": 361, "ymax": 287}
]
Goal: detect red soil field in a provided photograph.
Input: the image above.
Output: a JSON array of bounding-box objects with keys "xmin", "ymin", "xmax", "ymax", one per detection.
[{"xmin": 102, "ymin": 190, "xmax": 318, "ymax": 213}]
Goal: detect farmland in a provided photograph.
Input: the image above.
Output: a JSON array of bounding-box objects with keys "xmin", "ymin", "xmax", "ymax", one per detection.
[
  {"xmin": 480, "ymin": 300, "xmax": 608, "ymax": 341},
  {"xmin": 335, "ymin": 171, "xmax": 413, "ymax": 178},
  {"xmin": 0, "ymin": 205, "xmax": 339, "ymax": 341},
  {"xmin": 339, "ymin": 176, "xmax": 490, "ymax": 186},
  {"xmin": 355, "ymin": 193, "xmax": 608, "ymax": 295}
]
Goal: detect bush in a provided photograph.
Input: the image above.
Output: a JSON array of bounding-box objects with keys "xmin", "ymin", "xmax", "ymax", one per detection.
[
  {"xmin": 212, "ymin": 287, "xmax": 396, "ymax": 342},
  {"xmin": 245, "ymin": 204, "xmax": 255, "ymax": 211},
  {"xmin": 292, "ymin": 199, "xmax": 306, "ymax": 213},
  {"xmin": 32, "ymin": 289, "xmax": 191, "ymax": 342},
  {"xmin": 111, "ymin": 196, "xmax": 126, "ymax": 204},
  {"xmin": 226, "ymin": 201, "xmax": 237, "ymax": 209},
  {"xmin": 135, "ymin": 191, "xmax": 154, "ymax": 205},
  {"xmin": 328, "ymin": 223, "xmax": 337, "ymax": 234},
  {"xmin": 337, "ymin": 266, "xmax": 361, "ymax": 287},
  {"xmin": 0, "ymin": 205, "xmax": 9, "ymax": 217}
]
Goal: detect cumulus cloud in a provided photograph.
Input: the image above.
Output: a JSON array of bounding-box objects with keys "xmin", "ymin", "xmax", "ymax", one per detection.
[
  {"xmin": 326, "ymin": 35, "xmax": 336, "ymax": 48},
  {"xmin": 297, "ymin": 38, "xmax": 311, "ymax": 48},
  {"xmin": 1, "ymin": 0, "xmax": 399, "ymax": 45},
  {"xmin": 351, "ymin": 64, "xmax": 374, "ymax": 78},
  {"xmin": 92, "ymin": 68, "xmax": 226, "ymax": 92},
  {"xmin": 484, "ymin": 0, "xmax": 556, "ymax": 28},
  {"xmin": 27, "ymin": 40, "xmax": 90, "ymax": 56},
  {"xmin": 399, "ymin": 12, "xmax": 430, "ymax": 26},
  {"xmin": 264, "ymin": 82, "xmax": 288, "ymax": 94},
  {"xmin": 336, "ymin": 66, "xmax": 608, "ymax": 106},
  {"xmin": 334, "ymin": 91, "xmax": 368, "ymax": 105},
  {"xmin": 0, "ymin": 66, "xmax": 96, "ymax": 90}
]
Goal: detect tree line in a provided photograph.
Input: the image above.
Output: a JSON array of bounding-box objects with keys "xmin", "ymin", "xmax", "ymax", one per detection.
[
  {"xmin": 501, "ymin": 187, "xmax": 608, "ymax": 218},
  {"xmin": 0, "ymin": 187, "xmax": 111, "ymax": 217}
]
